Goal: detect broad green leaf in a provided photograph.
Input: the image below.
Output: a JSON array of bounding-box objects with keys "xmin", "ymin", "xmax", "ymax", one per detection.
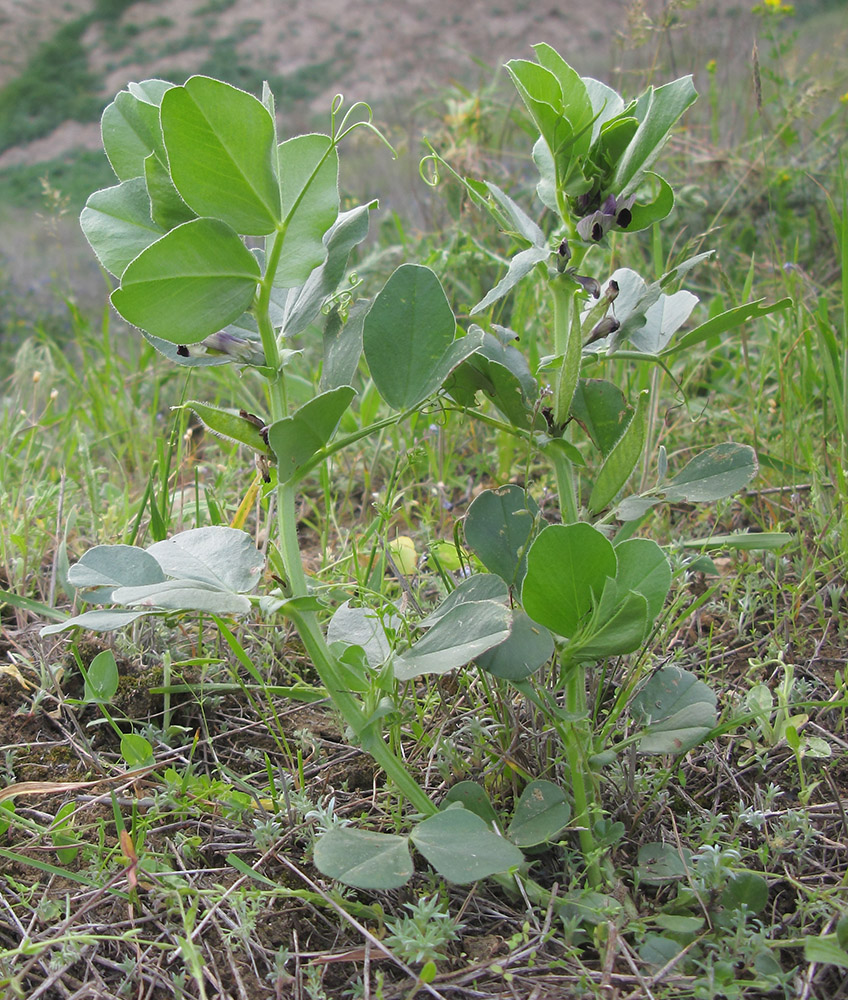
[
  {"xmin": 680, "ymin": 532, "xmax": 793, "ymax": 551},
  {"xmin": 111, "ymin": 579, "xmax": 252, "ymax": 615},
  {"xmin": 655, "ymin": 914, "xmax": 705, "ymax": 933},
  {"xmin": 570, "ymin": 379, "xmax": 632, "ymax": 455},
  {"xmin": 161, "ymin": 76, "xmax": 281, "ymax": 234},
  {"xmin": 663, "ymin": 443, "xmax": 758, "ymax": 502},
  {"xmin": 588, "ymin": 389, "xmax": 650, "ymax": 514},
  {"xmin": 144, "ymin": 153, "xmax": 196, "ymax": 230},
  {"xmin": 557, "ymin": 890, "xmax": 622, "ymax": 926},
  {"xmin": 475, "ymin": 610, "xmax": 554, "ymax": 680},
  {"xmin": 639, "ymin": 934, "xmax": 684, "ymax": 969},
  {"xmin": 67, "ymin": 544, "xmax": 166, "ymax": 601},
  {"xmin": 507, "ymin": 780, "xmax": 571, "ymax": 847},
  {"xmin": 577, "ymin": 588, "xmax": 648, "ymax": 661},
  {"xmin": 636, "ymin": 842, "xmax": 693, "ymax": 883},
  {"xmin": 327, "ymin": 602, "xmax": 395, "ymax": 669},
  {"xmin": 627, "ymin": 289, "xmax": 699, "ymax": 355},
  {"xmin": 804, "ymin": 936, "xmax": 848, "ymax": 970},
  {"xmin": 121, "ymin": 733, "xmax": 155, "ymax": 769},
  {"xmin": 393, "ymin": 600, "xmax": 511, "ymax": 681},
  {"xmin": 321, "ymin": 300, "xmax": 367, "ymax": 391},
  {"xmin": 101, "ymin": 86, "xmax": 170, "ymax": 181},
  {"xmin": 721, "ymin": 873, "xmax": 768, "ymax": 914},
  {"xmin": 631, "ymin": 666, "xmax": 717, "ymax": 754},
  {"xmin": 532, "ymin": 43, "xmax": 594, "ymax": 152},
  {"xmin": 417, "ymin": 574, "xmax": 508, "ymax": 628},
  {"xmin": 411, "ymin": 807, "xmax": 523, "ymax": 883},
  {"xmin": 442, "ymin": 782, "xmax": 499, "ymax": 827},
  {"xmin": 147, "ymin": 526, "xmax": 264, "ymax": 593},
  {"xmin": 364, "ymin": 264, "xmax": 483, "ymax": 409},
  {"xmin": 611, "ymin": 75, "xmax": 697, "ymax": 194},
  {"xmin": 522, "ymin": 523, "xmax": 616, "ymax": 638},
  {"xmin": 663, "ymin": 297, "xmax": 792, "ymax": 356},
  {"xmin": 613, "ymin": 538, "xmax": 671, "ymax": 621},
  {"xmin": 80, "ymin": 178, "xmax": 165, "ymax": 277},
  {"xmin": 482, "ymin": 181, "xmax": 546, "ymax": 246},
  {"xmin": 266, "ymin": 386, "xmax": 356, "ymax": 482},
  {"xmin": 83, "ymin": 649, "xmax": 119, "ymax": 703},
  {"xmin": 583, "ymin": 77, "xmax": 625, "ymax": 142},
  {"xmin": 183, "ymin": 401, "xmax": 271, "ymax": 454},
  {"xmin": 272, "ymin": 134, "xmax": 340, "ymax": 288},
  {"xmin": 111, "ymin": 218, "xmax": 261, "ymax": 345},
  {"xmin": 314, "ymin": 827, "xmax": 413, "ymax": 890},
  {"xmin": 287, "ymin": 203, "xmax": 372, "ymax": 339},
  {"xmin": 464, "ymin": 486, "xmax": 537, "ymax": 587},
  {"xmin": 471, "ymin": 245, "xmax": 550, "ymax": 315},
  {"xmin": 40, "ymin": 609, "xmax": 153, "ymax": 635},
  {"xmin": 624, "ymin": 173, "xmax": 675, "ymax": 232},
  {"xmin": 446, "ymin": 329, "xmax": 538, "ymax": 429}
]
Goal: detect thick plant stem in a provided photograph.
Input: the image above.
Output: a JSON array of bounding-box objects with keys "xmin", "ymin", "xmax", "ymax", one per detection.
[
  {"xmin": 255, "ymin": 238, "xmax": 436, "ymax": 818},
  {"xmin": 561, "ymin": 662, "xmax": 601, "ymax": 887}
]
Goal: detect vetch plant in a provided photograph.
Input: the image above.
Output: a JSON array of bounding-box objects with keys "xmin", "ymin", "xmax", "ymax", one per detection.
[{"xmin": 42, "ymin": 49, "xmax": 789, "ymax": 898}]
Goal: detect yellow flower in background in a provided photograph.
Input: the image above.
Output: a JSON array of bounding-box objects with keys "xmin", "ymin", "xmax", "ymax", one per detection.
[{"xmin": 840, "ymin": 92, "xmax": 848, "ymax": 105}]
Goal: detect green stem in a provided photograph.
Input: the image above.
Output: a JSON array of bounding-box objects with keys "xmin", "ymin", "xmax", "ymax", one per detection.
[
  {"xmin": 256, "ymin": 231, "xmax": 435, "ymax": 818},
  {"xmin": 560, "ymin": 662, "xmax": 601, "ymax": 886}
]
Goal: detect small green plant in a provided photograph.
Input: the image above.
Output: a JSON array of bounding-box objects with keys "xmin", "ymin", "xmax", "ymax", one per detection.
[
  {"xmin": 384, "ymin": 893, "xmax": 464, "ymax": 967},
  {"xmin": 42, "ymin": 48, "xmax": 787, "ymax": 903}
]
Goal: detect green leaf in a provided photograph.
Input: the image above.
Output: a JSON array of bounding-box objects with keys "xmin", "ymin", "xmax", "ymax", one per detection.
[
  {"xmin": 327, "ymin": 601, "xmax": 394, "ymax": 669},
  {"xmin": 636, "ymin": 842, "xmax": 693, "ymax": 884},
  {"xmin": 663, "ymin": 443, "xmax": 758, "ymax": 502},
  {"xmin": 183, "ymin": 401, "xmax": 271, "ymax": 454},
  {"xmin": 471, "ymin": 245, "xmax": 550, "ymax": 315},
  {"xmin": 266, "ymin": 386, "xmax": 356, "ymax": 482},
  {"xmin": 507, "ymin": 780, "xmax": 571, "ymax": 847},
  {"xmin": 313, "ymin": 827, "xmax": 413, "ymax": 890},
  {"xmin": 364, "ymin": 264, "xmax": 483, "ymax": 409},
  {"xmin": 67, "ymin": 544, "xmax": 165, "ymax": 602},
  {"xmin": 80, "ymin": 178, "xmax": 166, "ymax": 278},
  {"xmin": 411, "ymin": 807, "xmax": 523, "ymax": 883},
  {"xmin": 147, "ymin": 526, "xmax": 264, "ymax": 593},
  {"xmin": 101, "ymin": 84, "xmax": 172, "ymax": 181},
  {"xmin": 522, "ymin": 523, "xmax": 616, "ymax": 638},
  {"xmin": 446, "ymin": 329, "xmax": 538, "ymax": 429},
  {"xmin": 721, "ymin": 873, "xmax": 768, "ymax": 914},
  {"xmin": 40, "ymin": 609, "xmax": 153, "ymax": 635},
  {"xmin": 111, "ymin": 218, "xmax": 261, "ymax": 345},
  {"xmin": 475, "ymin": 610, "xmax": 554, "ymax": 681},
  {"xmin": 577, "ymin": 586, "xmax": 648, "ymax": 660},
  {"xmin": 613, "ymin": 538, "xmax": 671, "ymax": 622},
  {"xmin": 394, "ymin": 600, "xmax": 511, "ymax": 681},
  {"xmin": 121, "ymin": 733, "xmax": 154, "ymax": 769},
  {"xmin": 680, "ymin": 532, "xmax": 793, "ymax": 551},
  {"xmin": 83, "ymin": 649, "xmax": 119, "ymax": 703},
  {"xmin": 628, "ymin": 289, "xmax": 699, "ymax": 355},
  {"xmin": 161, "ymin": 76, "xmax": 281, "ymax": 234},
  {"xmin": 417, "ymin": 574, "xmax": 508, "ymax": 628},
  {"xmin": 464, "ymin": 485, "xmax": 537, "ymax": 587},
  {"xmin": 442, "ymin": 782, "xmax": 499, "ymax": 827},
  {"xmin": 624, "ymin": 173, "xmax": 675, "ymax": 232},
  {"xmin": 631, "ymin": 666, "xmax": 717, "ymax": 754},
  {"xmin": 588, "ymin": 389, "xmax": 650, "ymax": 514},
  {"xmin": 144, "ymin": 153, "xmax": 196, "ymax": 230},
  {"xmin": 110, "ymin": 579, "xmax": 253, "ymax": 615},
  {"xmin": 570, "ymin": 379, "xmax": 632, "ymax": 455},
  {"xmin": 663, "ymin": 297, "xmax": 792, "ymax": 356},
  {"xmin": 803, "ymin": 936, "xmax": 848, "ymax": 970},
  {"xmin": 272, "ymin": 133, "xmax": 340, "ymax": 288},
  {"xmin": 287, "ymin": 203, "xmax": 371, "ymax": 340},
  {"xmin": 611, "ymin": 75, "xmax": 698, "ymax": 194}
]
